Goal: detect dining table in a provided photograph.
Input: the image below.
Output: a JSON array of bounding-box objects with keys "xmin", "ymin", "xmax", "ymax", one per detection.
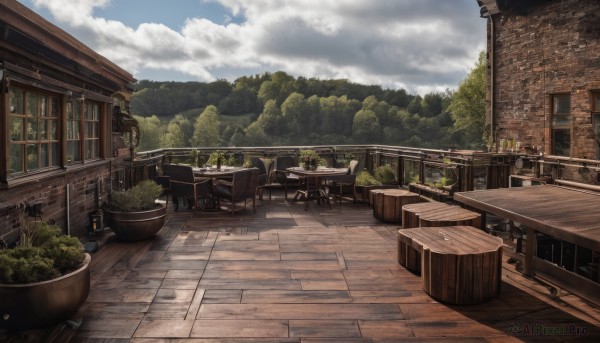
[
  {"xmin": 191, "ymin": 166, "xmax": 249, "ymax": 209},
  {"xmin": 193, "ymin": 166, "xmax": 247, "ymax": 178},
  {"xmin": 286, "ymin": 166, "xmax": 349, "ymax": 210}
]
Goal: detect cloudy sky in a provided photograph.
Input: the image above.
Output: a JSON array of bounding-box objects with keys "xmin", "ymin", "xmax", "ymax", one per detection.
[{"xmin": 19, "ymin": 0, "xmax": 486, "ymax": 95}]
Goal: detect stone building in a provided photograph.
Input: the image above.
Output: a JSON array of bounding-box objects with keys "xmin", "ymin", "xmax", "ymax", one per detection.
[
  {"xmin": 477, "ymin": 0, "xmax": 600, "ymax": 159},
  {"xmin": 0, "ymin": 0, "xmax": 135, "ymax": 241}
]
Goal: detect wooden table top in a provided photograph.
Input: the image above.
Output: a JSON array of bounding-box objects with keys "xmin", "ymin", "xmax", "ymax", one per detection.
[
  {"xmin": 454, "ymin": 185, "xmax": 600, "ymax": 250},
  {"xmin": 287, "ymin": 167, "xmax": 349, "ymax": 177},
  {"xmin": 193, "ymin": 166, "xmax": 248, "ymax": 177},
  {"xmin": 403, "ymin": 202, "xmax": 480, "ymax": 222},
  {"xmin": 398, "ymin": 226, "xmax": 502, "ymax": 255}
]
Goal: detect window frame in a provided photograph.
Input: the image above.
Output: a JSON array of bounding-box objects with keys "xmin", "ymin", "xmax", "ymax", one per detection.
[
  {"xmin": 4, "ymin": 83, "xmax": 106, "ymax": 181},
  {"xmin": 8, "ymin": 86, "xmax": 61, "ymax": 176},
  {"xmin": 550, "ymin": 93, "xmax": 571, "ymax": 157}
]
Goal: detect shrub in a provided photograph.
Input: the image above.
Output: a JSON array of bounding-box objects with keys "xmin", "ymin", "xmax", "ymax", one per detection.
[
  {"xmin": 356, "ymin": 171, "xmax": 381, "ymax": 186},
  {"xmin": 0, "ymin": 222, "xmax": 84, "ymax": 284},
  {"xmin": 374, "ymin": 165, "xmax": 397, "ymax": 185},
  {"xmin": 109, "ymin": 180, "xmax": 162, "ymax": 212}
]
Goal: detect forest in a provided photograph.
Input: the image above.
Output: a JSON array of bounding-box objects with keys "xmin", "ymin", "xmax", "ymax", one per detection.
[{"xmin": 130, "ymin": 53, "xmax": 486, "ymax": 151}]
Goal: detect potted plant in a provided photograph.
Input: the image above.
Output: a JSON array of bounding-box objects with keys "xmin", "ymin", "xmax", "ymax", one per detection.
[
  {"xmin": 299, "ymin": 150, "xmax": 322, "ymax": 170},
  {"xmin": 0, "ymin": 221, "xmax": 90, "ymax": 330},
  {"xmin": 105, "ymin": 180, "xmax": 166, "ymax": 242}
]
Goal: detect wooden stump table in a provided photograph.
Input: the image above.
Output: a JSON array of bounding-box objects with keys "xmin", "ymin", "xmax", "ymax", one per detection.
[
  {"xmin": 371, "ymin": 189, "xmax": 422, "ymax": 223},
  {"xmin": 401, "ymin": 202, "xmax": 482, "ymax": 229},
  {"xmin": 398, "ymin": 226, "xmax": 503, "ymax": 305}
]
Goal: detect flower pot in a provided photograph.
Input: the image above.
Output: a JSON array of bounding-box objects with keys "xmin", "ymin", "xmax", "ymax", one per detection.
[
  {"xmin": 105, "ymin": 203, "xmax": 166, "ymax": 242},
  {"xmin": 0, "ymin": 253, "xmax": 91, "ymax": 330}
]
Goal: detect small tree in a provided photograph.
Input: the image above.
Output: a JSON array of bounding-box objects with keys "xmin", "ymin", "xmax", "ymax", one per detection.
[{"xmin": 448, "ymin": 51, "xmax": 486, "ymax": 147}]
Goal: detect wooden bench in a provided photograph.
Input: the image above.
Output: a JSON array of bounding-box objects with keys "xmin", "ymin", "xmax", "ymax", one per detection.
[
  {"xmin": 402, "ymin": 202, "xmax": 482, "ymax": 229},
  {"xmin": 398, "ymin": 226, "xmax": 503, "ymax": 305},
  {"xmin": 370, "ymin": 189, "xmax": 422, "ymax": 223}
]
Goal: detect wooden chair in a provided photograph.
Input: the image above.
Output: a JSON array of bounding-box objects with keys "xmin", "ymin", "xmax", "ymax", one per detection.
[
  {"xmin": 168, "ymin": 165, "xmax": 212, "ymax": 211},
  {"xmin": 213, "ymin": 168, "xmax": 260, "ymax": 214}
]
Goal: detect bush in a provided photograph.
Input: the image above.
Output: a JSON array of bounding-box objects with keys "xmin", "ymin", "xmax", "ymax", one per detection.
[
  {"xmin": 374, "ymin": 165, "xmax": 397, "ymax": 185},
  {"xmin": 0, "ymin": 222, "xmax": 84, "ymax": 284},
  {"xmin": 356, "ymin": 171, "xmax": 380, "ymax": 186},
  {"xmin": 109, "ymin": 180, "xmax": 162, "ymax": 212}
]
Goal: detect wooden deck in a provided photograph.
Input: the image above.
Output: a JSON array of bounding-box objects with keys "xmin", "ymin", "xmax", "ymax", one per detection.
[{"xmin": 3, "ymin": 190, "xmax": 600, "ymax": 342}]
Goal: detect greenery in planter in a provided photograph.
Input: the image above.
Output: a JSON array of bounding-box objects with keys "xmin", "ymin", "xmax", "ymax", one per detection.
[
  {"xmin": 299, "ymin": 149, "xmax": 325, "ymax": 168},
  {"xmin": 356, "ymin": 171, "xmax": 381, "ymax": 186},
  {"xmin": 0, "ymin": 222, "xmax": 85, "ymax": 284},
  {"xmin": 207, "ymin": 150, "xmax": 238, "ymax": 166},
  {"xmin": 374, "ymin": 165, "xmax": 397, "ymax": 185},
  {"xmin": 108, "ymin": 180, "xmax": 163, "ymax": 212}
]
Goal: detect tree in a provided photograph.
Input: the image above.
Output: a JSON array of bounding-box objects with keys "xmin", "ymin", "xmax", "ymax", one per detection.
[
  {"xmin": 135, "ymin": 115, "xmax": 162, "ymax": 151},
  {"xmin": 352, "ymin": 109, "xmax": 381, "ymax": 143},
  {"xmin": 281, "ymin": 92, "xmax": 308, "ymax": 136},
  {"xmin": 163, "ymin": 121, "xmax": 185, "ymax": 148},
  {"xmin": 257, "ymin": 99, "xmax": 285, "ymax": 136},
  {"xmin": 448, "ymin": 51, "xmax": 486, "ymax": 147},
  {"xmin": 191, "ymin": 105, "xmax": 221, "ymax": 147}
]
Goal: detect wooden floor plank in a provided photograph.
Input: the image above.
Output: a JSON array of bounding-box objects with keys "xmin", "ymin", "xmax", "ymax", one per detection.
[{"xmin": 4, "ymin": 189, "xmax": 600, "ymax": 342}]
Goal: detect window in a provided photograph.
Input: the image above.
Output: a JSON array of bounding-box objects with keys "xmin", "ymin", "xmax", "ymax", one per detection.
[
  {"xmin": 7, "ymin": 85, "xmax": 103, "ymax": 178},
  {"xmin": 551, "ymin": 94, "xmax": 571, "ymax": 156},
  {"xmin": 9, "ymin": 87, "xmax": 60, "ymax": 175},
  {"xmin": 66, "ymin": 98, "xmax": 101, "ymax": 164}
]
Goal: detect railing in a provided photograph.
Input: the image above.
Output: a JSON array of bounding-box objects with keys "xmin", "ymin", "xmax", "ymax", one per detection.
[{"xmin": 127, "ymin": 145, "xmax": 600, "ymax": 196}]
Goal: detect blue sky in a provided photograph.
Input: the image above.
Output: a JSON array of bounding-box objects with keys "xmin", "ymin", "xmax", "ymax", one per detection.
[{"xmin": 18, "ymin": 0, "xmax": 486, "ymax": 95}]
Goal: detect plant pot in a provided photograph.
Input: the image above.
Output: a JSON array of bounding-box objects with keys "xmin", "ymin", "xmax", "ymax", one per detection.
[
  {"xmin": 105, "ymin": 203, "xmax": 166, "ymax": 242},
  {"xmin": 0, "ymin": 253, "xmax": 91, "ymax": 331}
]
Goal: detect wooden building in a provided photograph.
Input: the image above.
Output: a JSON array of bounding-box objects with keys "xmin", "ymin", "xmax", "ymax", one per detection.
[
  {"xmin": 0, "ymin": 0, "xmax": 136, "ymax": 241},
  {"xmin": 477, "ymin": 0, "xmax": 600, "ymax": 159}
]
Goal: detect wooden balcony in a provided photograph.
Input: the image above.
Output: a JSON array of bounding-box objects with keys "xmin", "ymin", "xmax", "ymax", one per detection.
[{"xmin": 4, "ymin": 189, "xmax": 600, "ymax": 341}]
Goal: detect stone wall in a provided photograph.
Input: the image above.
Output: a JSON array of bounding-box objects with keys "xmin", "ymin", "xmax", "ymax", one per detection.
[{"xmin": 487, "ymin": 0, "xmax": 600, "ymax": 159}]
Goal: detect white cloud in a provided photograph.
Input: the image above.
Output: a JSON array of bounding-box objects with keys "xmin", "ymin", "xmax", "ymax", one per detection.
[{"xmin": 28, "ymin": 0, "xmax": 486, "ymax": 95}]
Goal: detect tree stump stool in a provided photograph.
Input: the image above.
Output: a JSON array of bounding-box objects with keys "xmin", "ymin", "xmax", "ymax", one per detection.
[
  {"xmin": 371, "ymin": 189, "xmax": 421, "ymax": 223},
  {"xmin": 401, "ymin": 202, "xmax": 481, "ymax": 230},
  {"xmin": 398, "ymin": 225, "xmax": 503, "ymax": 305}
]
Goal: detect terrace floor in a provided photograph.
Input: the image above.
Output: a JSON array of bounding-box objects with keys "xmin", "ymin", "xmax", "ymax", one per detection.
[{"xmin": 4, "ymin": 190, "xmax": 600, "ymax": 342}]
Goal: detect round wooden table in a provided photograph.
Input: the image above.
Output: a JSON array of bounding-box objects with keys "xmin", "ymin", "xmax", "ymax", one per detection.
[
  {"xmin": 370, "ymin": 189, "xmax": 421, "ymax": 223},
  {"xmin": 286, "ymin": 167, "xmax": 348, "ymax": 210},
  {"xmin": 401, "ymin": 202, "xmax": 481, "ymax": 229},
  {"xmin": 398, "ymin": 225, "xmax": 503, "ymax": 304}
]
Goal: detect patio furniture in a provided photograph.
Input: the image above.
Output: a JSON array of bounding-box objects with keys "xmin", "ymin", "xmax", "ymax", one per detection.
[
  {"xmin": 213, "ymin": 167, "xmax": 260, "ymax": 214},
  {"xmin": 251, "ymin": 157, "xmax": 272, "ymax": 200},
  {"xmin": 324, "ymin": 160, "xmax": 360, "ymax": 205},
  {"xmin": 454, "ymin": 185, "xmax": 600, "ymax": 306},
  {"xmin": 168, "ymin": 165, "xmax": 212, "ymax": 211},
  {"xmin": 398, "ymin": 225, "xmax": 503, "ymax": 305},
  {"xmin": 287, "ymin": 167, "xmax": 348, "ymax": 210},
  {"xmin": 325, "ymin": 174, "xmax": 358, "ymax": 205},
  {"xmin": 272, "ymin": 155, "xmax": 301, "ymax": 200},
  {"xmin": 401, "ymin": 202, "xmax": 482, "ymax": 229},
  {"xmin": 370, "ymin": 189, "xmax": 421, "ymax": 223}
]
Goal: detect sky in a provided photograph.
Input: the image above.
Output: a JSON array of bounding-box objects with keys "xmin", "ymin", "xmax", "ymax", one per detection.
[{"xmin": 18, "ymin": 0, "xmax": 486, "ymax": 95}]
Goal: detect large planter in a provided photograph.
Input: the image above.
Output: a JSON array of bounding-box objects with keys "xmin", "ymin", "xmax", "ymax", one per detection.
[
  {"xmin": 105, "ymin": 204, "xmax": 166, "ymax": 242},
  {"xmin": 0, "ymin": 253, "xmax": 91, "ymax": 331}
]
